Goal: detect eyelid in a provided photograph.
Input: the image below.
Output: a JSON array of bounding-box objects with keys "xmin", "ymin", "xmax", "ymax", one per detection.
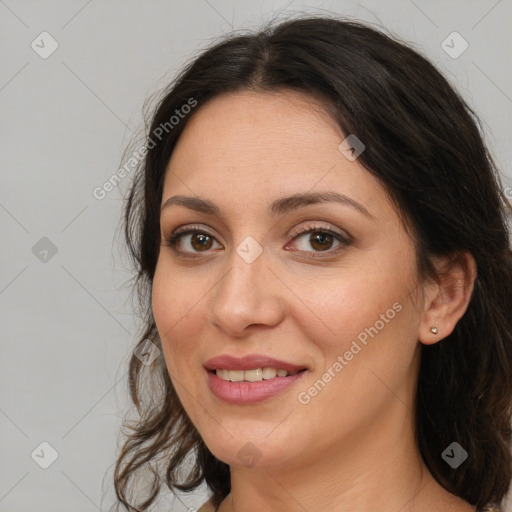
[
  {"xmin": 169, "ymin": 223, "xmax": 219, "ymax": 239},
  {"xmin": 288, "ymin": 221, "xmax": 351, "ymax": 241}
]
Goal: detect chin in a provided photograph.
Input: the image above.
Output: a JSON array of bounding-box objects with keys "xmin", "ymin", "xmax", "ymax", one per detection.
[{"xmin": 201, "ymin": 429, "xmax": 291, "ymax": 470}]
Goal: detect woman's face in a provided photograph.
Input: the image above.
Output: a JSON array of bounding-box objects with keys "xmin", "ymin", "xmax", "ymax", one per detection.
[{"xmin": 152, "ymin": 90, "xmax": 428, "ymax": 470}]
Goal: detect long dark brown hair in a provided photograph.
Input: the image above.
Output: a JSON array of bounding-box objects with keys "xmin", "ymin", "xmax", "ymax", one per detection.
[{"xmin": 112, "ymin": 14, "xmax": 512, "ymax": 512}]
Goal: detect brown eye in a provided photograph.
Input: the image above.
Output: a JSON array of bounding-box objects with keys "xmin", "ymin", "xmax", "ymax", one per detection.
[
  {"xmin": 164, "ymin": 224, "xmax": 350, "ymax": 259},
  {"xmin": 190, "ymin": 233, "xmax": 214, "ymax": 251},
  {"xmin": 308, "ymin": 232, "xmax": 335, "ymax": 251},
  {"xmin": 290, "ymin": 225, "xmax": 349, "ymax": 255},
  {"xmin": 165, "ymin": 228, "xmax": 221, "ymax": 255}
]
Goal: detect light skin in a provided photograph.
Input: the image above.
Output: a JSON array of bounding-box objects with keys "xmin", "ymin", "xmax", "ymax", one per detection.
[{"xmin": 151, "ymin": 90, "xmax": 477, "ymax": 512}]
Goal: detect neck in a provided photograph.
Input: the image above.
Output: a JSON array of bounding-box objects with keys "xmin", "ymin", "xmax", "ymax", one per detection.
[{"xmin": 218, "ymin": 398, "xmax": 472, "ymax": 512}]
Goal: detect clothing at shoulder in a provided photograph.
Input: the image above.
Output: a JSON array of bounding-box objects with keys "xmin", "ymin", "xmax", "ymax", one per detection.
[
  {"xmin": 197, "ymin": 501, "xmax": 216, "ymax": 512},
  {"xmin": 197, "ymin": 502, "xmax": 501, "ymax": 512}
]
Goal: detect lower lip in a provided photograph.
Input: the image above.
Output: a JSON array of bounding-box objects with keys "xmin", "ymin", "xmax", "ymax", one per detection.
[{"xmin": 206, "ymin": 369, "xmax": 307, "ymax": 404}]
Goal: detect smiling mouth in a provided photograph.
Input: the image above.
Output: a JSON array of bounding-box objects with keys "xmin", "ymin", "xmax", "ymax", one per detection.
[{"xmin": 211, "ymin": 367, "xmax": 307, "ymax": 382}]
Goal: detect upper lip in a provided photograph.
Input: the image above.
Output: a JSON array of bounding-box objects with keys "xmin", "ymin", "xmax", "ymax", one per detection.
[{"xmin": 204, "ymin": 354, "xmax": 307, "ymax": 372}]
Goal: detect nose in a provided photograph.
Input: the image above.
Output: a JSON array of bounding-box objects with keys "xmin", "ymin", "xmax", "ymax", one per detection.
[{"xmin": 208, "ymin": 247, "xmax": 285, "ymax": 337}]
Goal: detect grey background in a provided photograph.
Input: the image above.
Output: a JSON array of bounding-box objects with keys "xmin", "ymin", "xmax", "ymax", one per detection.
[{"xmin": 1, "ymin": 1, "xmax": 511, "ymax": 511}]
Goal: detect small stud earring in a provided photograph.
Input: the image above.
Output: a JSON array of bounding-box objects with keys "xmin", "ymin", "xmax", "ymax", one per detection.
[{"xmin": 430, "ymin": 327, "xmax": 438, "ymax": 335}]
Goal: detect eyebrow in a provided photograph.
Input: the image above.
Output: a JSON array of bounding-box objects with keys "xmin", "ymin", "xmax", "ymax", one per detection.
[{"xmin": 161, "ymin": 191, "xmax": 372, "ymax": 219}]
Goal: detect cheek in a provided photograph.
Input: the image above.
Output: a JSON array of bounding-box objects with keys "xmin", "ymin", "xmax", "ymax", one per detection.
[
  {"xmin": 295, "ymin": 252, "xmax": 421, "ymax": 403},
  {"xmin": 297, "ymin": 260, "xmax": 411, "ymax": 354},
  {"xmin": 151, "ymin": 262, "xmax": 205, "ymax": 371},
  {"xmin": 290, "ymin": 282, "xmax": 419, "ymax": 451}
]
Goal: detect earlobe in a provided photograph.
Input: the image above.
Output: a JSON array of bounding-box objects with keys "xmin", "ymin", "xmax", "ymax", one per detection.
[{"xmin": 418, "ymin": 252, "xmax": 477, "ymax": 346}]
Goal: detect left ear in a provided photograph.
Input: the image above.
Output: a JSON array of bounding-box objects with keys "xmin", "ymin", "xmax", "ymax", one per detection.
[{"xmin": 418, "ymin": 251, "xmax": 477, "ymax": 345}]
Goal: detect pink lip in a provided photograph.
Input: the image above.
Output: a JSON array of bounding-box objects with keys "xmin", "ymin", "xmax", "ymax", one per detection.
[
  {"xmin": 204, "ymin": 354, "xmax": 307, "ymax": 372},
  {"xmin": 206, "ymin": 369, "xmax": 307, "ymax": 404},
  {"xmin": 204, "ymin": 354, "xmax": 308, "ymax": 405}
]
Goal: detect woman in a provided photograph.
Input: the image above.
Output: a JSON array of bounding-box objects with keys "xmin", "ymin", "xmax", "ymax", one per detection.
[{"xmin": 113, "ymin": 15, "xmax": 512, "ymax": 512}]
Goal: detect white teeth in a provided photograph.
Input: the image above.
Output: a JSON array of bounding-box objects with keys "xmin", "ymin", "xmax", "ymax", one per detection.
[
  {"xmin": 228, "ymin": 370, "xmax": 244, "ymax": 382},
  {"xmin": 217, "ymin": 369, "xmax": 230, "ymax": 380},
  {"xmin": 262, "ymin": 367, "xmax": 277, "ymax": 379},
  {"xmin": 215, "ymin": 367, "xmax": 299, "ymax": 382},
  {"xmin": 244, "ymin": 368, "xmax": 262, "ymax": 382}
]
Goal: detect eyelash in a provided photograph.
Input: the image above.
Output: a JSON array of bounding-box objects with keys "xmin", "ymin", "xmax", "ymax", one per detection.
[{"xmin": 162, "ymin": 222, "xmax": 351, "ymax": 259}]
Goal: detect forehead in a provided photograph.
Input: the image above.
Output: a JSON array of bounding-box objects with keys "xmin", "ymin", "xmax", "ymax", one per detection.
[
  {"xmin": 162, "ymin": 90, "xmax": 391, "ymax": 219},
  {"xmin": 172, "ymin": 89, "xmax": 341, "ymax": 162}
]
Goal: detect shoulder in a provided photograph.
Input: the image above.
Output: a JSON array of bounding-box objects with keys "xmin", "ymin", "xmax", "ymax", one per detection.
[{"xmin": 197, "ymin": 501, "xmax": 216, "ymax": 512}]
